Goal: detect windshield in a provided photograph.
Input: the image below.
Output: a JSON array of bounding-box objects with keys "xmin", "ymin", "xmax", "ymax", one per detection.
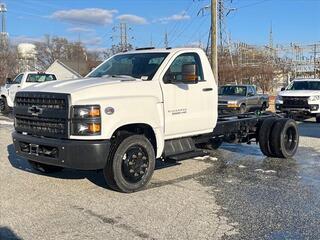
[
  {"xmin": 88, "ymin": 53, "xmax": 169, "ymax": 80},
  {"xmin": 26, "ymin": 74, "xmax": 57, "ymax": 83},
  {"xmin": 287, "ymin": 81, "xmax": 320, "ymax": 90},
  {"xmin": 219, "ymin": 86, "xmax": 247, "ymax": 96}
]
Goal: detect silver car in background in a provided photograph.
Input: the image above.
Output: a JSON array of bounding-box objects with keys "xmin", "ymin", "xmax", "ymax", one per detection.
[{"xmin": 218, "ymin": 85, "xmax": 269, "ymax": 114}]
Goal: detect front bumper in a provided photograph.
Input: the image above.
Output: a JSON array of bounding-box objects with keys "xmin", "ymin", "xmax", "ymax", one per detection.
[
  {"xmin": 12, "ymin": 132, "xmax": 111, "ymax": 170},
  {"xmin": 276, "ymin": 104, "xmax": 320, "ymax": 115},
  {"xmin": 218, "ymin": 105, "xmax": 240, "ymax": 114}
]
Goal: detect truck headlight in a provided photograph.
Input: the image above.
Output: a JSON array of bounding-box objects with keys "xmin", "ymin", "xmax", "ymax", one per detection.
[
  {"xmin": 227, "ymin": 101, "xmax": 238, "ymax": 108},
  {"xmin": 71, "ymin": 105, "xmax": 101, "ymax": 135},
  {"xmin": 276, "ymin": 95, "xmax": 283, "ymax": 104},
  {"xmin": 309, "ymin": 95, "xmax": 320, "ymax": 102}
]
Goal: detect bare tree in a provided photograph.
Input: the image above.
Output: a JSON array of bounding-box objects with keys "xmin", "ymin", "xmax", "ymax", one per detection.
[
  {"xmin": 35, "ymin": 35, "xmax": 87, "ymax": 71},
  {"xmin": 0, "ymin": 45, "xmax": 19, "ymax": 85},
  {"xmin": 218, "ymin": 46, "xmax": 277, "ymax": 93}
]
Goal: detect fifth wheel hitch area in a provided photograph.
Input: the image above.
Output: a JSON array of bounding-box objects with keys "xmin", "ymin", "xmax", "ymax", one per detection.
[{"xmin": 258, "ymin": 118, "xmax": 299, "ymax": 158}]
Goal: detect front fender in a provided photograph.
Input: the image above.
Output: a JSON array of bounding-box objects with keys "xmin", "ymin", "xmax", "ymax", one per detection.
[{"xmin": 70, "ymin": 97, "xmax": 165, "ymax": 158}]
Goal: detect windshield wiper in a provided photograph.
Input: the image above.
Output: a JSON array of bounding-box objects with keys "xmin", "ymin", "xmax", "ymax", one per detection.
[{"xmin": 101, "ymin": 74, "xmax": 137, "ymax": 81}]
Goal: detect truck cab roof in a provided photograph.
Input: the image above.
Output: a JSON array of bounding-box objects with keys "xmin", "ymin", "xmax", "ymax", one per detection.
[{"xmin": 122, "ymin": 47, "xmax": 204, "ymax": 55}]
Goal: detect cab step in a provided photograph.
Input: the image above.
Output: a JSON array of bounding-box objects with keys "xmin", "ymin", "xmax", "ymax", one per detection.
[{"xmin": 167, "ymin": 150, "xmax": 209, "ymax": 161}]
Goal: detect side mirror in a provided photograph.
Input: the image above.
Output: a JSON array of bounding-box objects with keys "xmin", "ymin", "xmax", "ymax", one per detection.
[
  {"xmin": 247, "ymin": 92, "xmax": 254, "ymax": 97},
  {"xmin": 182, "ymin": 64, "xmax": 198, "ymax": 84},
  {"xmin": 5, "ymin": 78, "xmax": 12, "ymax": 84},
  {"xmin": 280, "ymin": 87, "xmax": 286, "ymax": 91}
]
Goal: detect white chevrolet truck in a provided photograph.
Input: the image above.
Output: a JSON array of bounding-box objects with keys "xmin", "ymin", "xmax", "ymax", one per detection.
[
  {"xmin": 12, "ymin": 48, "xmax": 300, "ymax": 192},
  {"xmin": 276, "ymin": 78, "xmax": 320, "ymax": 123},
  {"xmin": 0, "ymin": 72, "xmax": 57, "ymax": 113}
]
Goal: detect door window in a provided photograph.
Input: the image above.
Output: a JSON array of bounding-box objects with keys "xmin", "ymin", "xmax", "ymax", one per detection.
[
  {"xmin": 163, "ymin": 53, "xmax": 204, "ymax": 83},
  {"xmin": 247, "ymin": 86, "xmax": 255, "ymax": 96},
  {"xmin": 12, "ymin": 74, "xmax": 23, "ymax": 84}
]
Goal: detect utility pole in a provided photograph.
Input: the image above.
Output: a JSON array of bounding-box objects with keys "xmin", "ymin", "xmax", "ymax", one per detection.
[
  {"xmin": 314, "ymin": 44, "xmax": 317, "ymax": 78},
  {"xmin": 218, "ymin": 0, "xmax": 223, "ymax": 52},
  {"xmin": 150, "ymin": 34, "xmax": 153, "ymax": 47},
  {"xmin": 112, "ymin": 22, "xmax": 132, "ymax": 52},
  {"xmin": 164, "ymin": 30, "xmax": 169, "ymax": 48},
  {"xmin": 211, "ymin": 0, "xmax": 218, "ymax": 83}
]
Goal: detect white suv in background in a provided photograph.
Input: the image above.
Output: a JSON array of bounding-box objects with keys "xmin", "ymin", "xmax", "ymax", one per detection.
[{"xmin": 276, "ymin": 78, "xmax": 320, "ymax": 122}]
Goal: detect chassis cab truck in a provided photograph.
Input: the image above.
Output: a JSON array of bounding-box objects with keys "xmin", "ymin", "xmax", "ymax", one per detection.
[{"xmin": 12, "ymin": 48, "xmax": 300, "ymax": 192}]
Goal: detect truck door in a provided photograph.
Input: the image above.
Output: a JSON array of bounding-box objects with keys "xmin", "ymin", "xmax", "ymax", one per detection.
[
  {"xmin": 8, "ymin": 74, "xmax": 23, "ymax": 105},
  {"xmin": 160, "ymin": 52, "xmax": 215, "ymax": 138}
]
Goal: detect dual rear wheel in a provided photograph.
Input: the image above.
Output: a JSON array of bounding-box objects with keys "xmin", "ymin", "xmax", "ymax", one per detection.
[{"xmin": 259, "ymin": 118, "xmax": 299, "ymax": 158}]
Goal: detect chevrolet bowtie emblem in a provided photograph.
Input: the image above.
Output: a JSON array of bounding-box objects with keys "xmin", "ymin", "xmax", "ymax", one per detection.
[{"xmin": 28, "ymin": 105, "xmax": 43, "ymax": 116}]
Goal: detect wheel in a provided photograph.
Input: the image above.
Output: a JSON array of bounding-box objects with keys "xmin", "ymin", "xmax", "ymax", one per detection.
[
  {"xmin": 103, "ymin": 135, "xmax": 156, "ymax": 193},
  {"xmin": 258, "ymin": 118, "xmax": 277, "ymax": 157},
  {"xmin": 261, "ymin": 102, "xmax": 267, "ymax": 111},
  {"xmin": 28, "ymin": 160, "xmax": 64, "ymax": 173},
  {"xmin": 197, "ymin": 138, "xmax": 222, "ymax": 150},
  {"xmin": 0, "ymin": 97, "xmax": 10, "ymax": 114},
  {"xmin": 239, "ymin": 104, "xmax": 246, "ymax": 114},
  {"xmin": 270, "ymin": 119, "xmax": 299, "ymax": 158},
  {"xmin": 316, "ymin": 115, "xmax": 320, "ymax": 123}
]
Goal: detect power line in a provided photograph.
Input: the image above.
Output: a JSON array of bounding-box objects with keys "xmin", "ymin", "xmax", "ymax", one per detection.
[{"xmin": 235, "ymin": 0, "xmax": 271, "ymax": 10}]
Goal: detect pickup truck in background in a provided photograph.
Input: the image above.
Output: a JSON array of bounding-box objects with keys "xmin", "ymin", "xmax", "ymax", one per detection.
[
  {"xmin": 0, "ymin": 72, "xmax": 57, "ymax": 113},
  {"xmin": 11, "ymin": 48, "xmax": 299, "ymax": 193},
  {"xmin": 218, "ymin": 84, "xmax": 269, "ymax": 114},
  {"xmin": 276, "ymin": 78, "xmax": 320, "ymax": 123}
]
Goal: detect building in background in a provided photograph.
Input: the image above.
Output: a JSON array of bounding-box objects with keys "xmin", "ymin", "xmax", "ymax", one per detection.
[{"xmin": 46, "ymin": 59, "xmax": 82, "ymax": 80}]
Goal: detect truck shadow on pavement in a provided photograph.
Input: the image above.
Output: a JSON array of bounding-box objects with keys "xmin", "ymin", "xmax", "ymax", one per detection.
[
  {"xmin": 0, "ymin": 226, "xmax": 23, "ymax": 240},
  {"xmin": 6, "ymin": 144, "xmax": 181, "ymax": 191}
]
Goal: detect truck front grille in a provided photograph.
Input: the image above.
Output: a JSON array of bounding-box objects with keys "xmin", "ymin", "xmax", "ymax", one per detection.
[
  {"xmin": 283, "ymin": 97, "xmax": 309, "ymax": 109},
  {"xmin": 14, "ymin": 92, "xmax": 70, "ymax": 138},
  {"xmin": 15, "ymin": 96, "xmax": 66, "ymax": 110}
]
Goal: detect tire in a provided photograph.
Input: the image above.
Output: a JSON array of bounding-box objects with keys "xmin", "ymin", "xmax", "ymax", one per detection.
[
  {"xmin": 28, "ymin": 160, "xmax": 64, "ymax": 173},
  {"xmin": 270, "ymin": 119, "xmax": 299, "ymax": 158},
  {"xmin": 197, "ymin": 138, "xmax": 223, "ymax": 150},
  {"xmin": 103, "ymin": 135, "xmax": 156, "ymax": 193},
  {"xmin": 316, "ymin": 115, "xmax": 320, "ymax": 123},
  {"xmin": 0, "ymin": 97, "xmax": 10, "ymax": 114},
  {"xmin": 258, "ymin": 118, "xmax": 277, "ymax": 157},
  {"xmin": 239, "ymin": 104, "xmax": 246, "ymax": 114}
]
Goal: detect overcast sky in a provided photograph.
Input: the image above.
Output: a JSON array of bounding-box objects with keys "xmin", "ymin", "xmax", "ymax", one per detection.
[{"xmin": 4, "ymin": 0, "xmax": 320, "ymax": 50}]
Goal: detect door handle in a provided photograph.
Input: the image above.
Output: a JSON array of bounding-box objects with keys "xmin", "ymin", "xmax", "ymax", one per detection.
[{"xmin": 202, "ymin": 88, "xmax": 213, "ymax": 92}]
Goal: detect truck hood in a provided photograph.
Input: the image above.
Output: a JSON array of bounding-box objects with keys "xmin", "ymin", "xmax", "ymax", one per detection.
[
  {"xmin": 19, "ymin": 76, "xmax": 162, "ymax": 105},
  {"xmin": 218, "ymin": 95, "xmax": 245, "ymax": 102},
  {"xmin": 278, "ymin": 90, "xmax": 320, "ymax": 97},
  {"xmin": 21, "ymin": 77, "xmax": 132, "ymax": 94}
]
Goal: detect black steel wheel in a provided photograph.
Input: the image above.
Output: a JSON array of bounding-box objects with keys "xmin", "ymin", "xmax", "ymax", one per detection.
[
  {"xmin": 0, "ymin": 97, "xmax": 9, "ymax": 114},
  {"xmin": 270, "ymin": 118, "xmax": 299, "ymax": 158},
  {"xmin": 28, "ymin": 160, "xmax": 64, "ymax": 173},
  {"xmin": 121, "ymin": 145, "xmax": 150, "ymax": 184},
  {"xmin": 104, "ymin": 135, "xmax": 155, "ymax": 193},
  {"xmin": 258, "ymin": 118, "xmax": 277, "ymax": 157}
]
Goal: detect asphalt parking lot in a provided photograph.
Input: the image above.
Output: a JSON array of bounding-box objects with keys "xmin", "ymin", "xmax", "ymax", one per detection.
[{"xmin": 0, "ymin": 114, "xmax": 320, "ymax": 240}]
